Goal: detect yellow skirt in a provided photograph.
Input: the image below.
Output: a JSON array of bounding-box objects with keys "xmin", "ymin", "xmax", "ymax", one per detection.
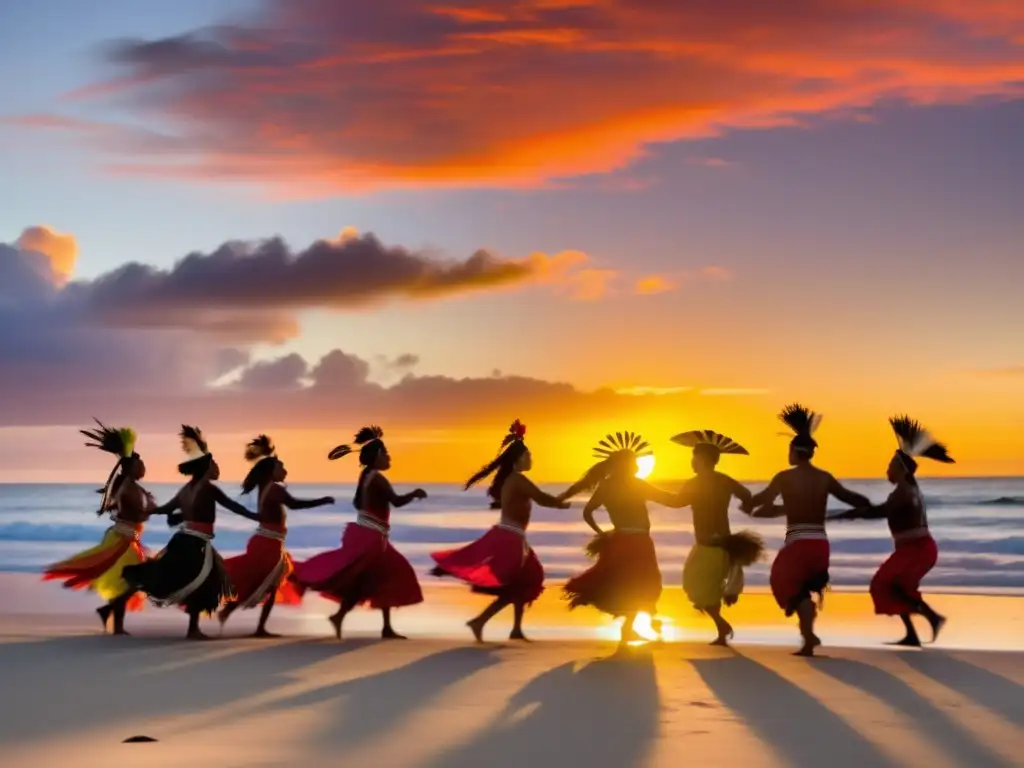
[
  {"xmin": 682, "ymin": 544, "xmax": 731, "ymax": 611},
  {"xmin": 44, "ymin": 527, "xmax": 147, "ymax": 608}
]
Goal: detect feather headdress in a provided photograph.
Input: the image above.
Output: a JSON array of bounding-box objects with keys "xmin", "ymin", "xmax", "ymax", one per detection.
[
  {"xmin": 671, "ymin": 430, "xmax": 749, "ymax": 456},
  {"xmin": 327, "ymin": 425, "xmax": 384, "ymax": 463},
  {"xmin": 779, "ymin": 403, "xmax": 822, "ymax": 451},
  {"xmin": 179, "ymin": 425, "xmax": 209, "ymax": 460},
  {"xmin": 244, "ymin": 434, "xmax": 276, "ymax": 462},
  {"xmin": 81, "ymin": 418, "xmax": 139, "ymax": 514},
  {"xmin": 889, "ymin": 415, "xmax": 954, "ymax": 465},
  {"xmin": 500, "ymin": 419, "xmax": 527, "ymax": 449},
  {"xmin": 241, "ymin": 434, "xmax": 278, "ymax": 494},
  {"xmin": 592, "ymin": 431, "xmax": 652, "ymax": 460}
]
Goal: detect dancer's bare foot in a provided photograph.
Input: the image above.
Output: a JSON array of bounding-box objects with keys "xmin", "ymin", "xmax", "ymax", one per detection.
[
  {"xmin": 794, "ymin": 633, "xmax": 821, "ymax": 657},
  {"xmin": 96, "ymin": 605, "xmax": 112, "ymax": 632},
  {"xmin": 467, "ymin": 618, "xmax": 485, "ymax": 643},
  {"xmin": 381, "ymin": 627, "xmax": 408, "ymax": 640},
  {"xmin": 710, "ymin": 633, "xmax": 732, "ymax": 647},
  {"xmin": 885, "ymin": 635, "xmax": 922, "ymax": 648},
  {"xmin": 186, "ymin": 629, "xmax": 213, "ymax": 641},
  {"xmin": 112, "ymin": 628, "xmax": 131, "ymax": 636},
  {"xmin": 328, "ymin": 613, "xmax": 343, "ymax": 640},
  {"xmin": 252, "ymin": 628, "xmax": 280, "ymax": 639},
  {"xmin": 927, "ymin": 614, "xmax": 946, "ymax": 644},
  {"xmin": 620, "ymin": 626, "xmax": 643, "ymax": 645},
  {"xmin": 509, "ymin": 629, "xmax": 531, "ymax": 642}
]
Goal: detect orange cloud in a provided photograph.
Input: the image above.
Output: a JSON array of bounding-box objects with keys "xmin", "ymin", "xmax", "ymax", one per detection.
[
  {"xmin": 700, "ymin": 266, "xmax": 733, "ymax": 282},
  {"xmin": 14, "ymin": 225, "xmax": 78, "ymax": 285},
  {"xmin": 10, "ymin": 0, "xmax": 1023, "ymax": 192},
  {"xmin": 634, "ymin": 274, "xmax": 676, "ymax": 295}
]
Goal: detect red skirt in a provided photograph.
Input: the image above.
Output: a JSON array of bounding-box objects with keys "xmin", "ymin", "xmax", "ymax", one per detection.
[
  {"xmin": 223, "ymin": 527, "xmax": 302, "ymax": 608},
  {"xmin": 770, "ymin": 539, "xmax": 830, "ymax": 616},
  {"xmin": 869, "ymin": 535, "xmax": 938, "ymax": 616},
  {"xmin": 291, "ymin": 523, "xmax": 423, "ymax": 609},
  {"xmin": 563, "ymin": 530, "xmax": 662, "ymax": 617},
  {"xmin": 431, "ymin": 526, "xmax": 545, "ymax": 605}
]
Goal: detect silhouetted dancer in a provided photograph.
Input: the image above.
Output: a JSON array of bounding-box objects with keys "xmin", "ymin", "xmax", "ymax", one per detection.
[
  {"xmin": 43, "ymin": 420, "xmax": 157, "ymax": 635},
  {"xmin": 121, "ymin": 426, "xmax": 259, "ymax": 640},
  {"xmin": 670, "ymin": 430, "xmax": 765, "ymax": 646},
  {"xmin": 291, "ymin": 426, "xmax": 426, "ymax": 640},
  {"xmin": 218, "ymin": 435, "xmax": 334, "ymax": 637},
  {"xmin": 560, "ymin": 431, "xmax": 685, "ymax": 645},
  {"xmin": 834, "ymin": 415, "xmax": 952, "ymax": 646},
  {"xmin": 745, "ymin": 404, "xmax": 870, "ymax": 656},
  {"xmin": 431, "ymin": 420, "xmax": 570, "ymax": 642}
]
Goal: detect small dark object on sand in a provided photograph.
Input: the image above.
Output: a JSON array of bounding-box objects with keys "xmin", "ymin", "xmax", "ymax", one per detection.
[{"xmin": 122, "ymin": 735, "xmax": 158, "ymax": 743}]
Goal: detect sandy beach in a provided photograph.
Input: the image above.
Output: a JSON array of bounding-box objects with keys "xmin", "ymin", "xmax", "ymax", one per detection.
[{"xmin": 1, "ymin": 577, "xmax": 1022, "ymax": 767}]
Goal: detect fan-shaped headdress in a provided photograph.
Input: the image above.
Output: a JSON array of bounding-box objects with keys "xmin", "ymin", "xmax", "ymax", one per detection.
[
  {"xmin": 779, "ymin": 403, "xmax": 822, "ymax": 454},
  {"xmin": 241, "ymin": 434, "xmax": 278, "ymax": 494},
  {"xmin": 177, "ymin": 425, "xmax": 213, "ymax": 476},
  {"xmin": 592, "ymin": 431, "xmax": 652, "ymax": 461},
  {"xmin": 81, "ymin": 418, "xmax": 139, "ymax": 514},
  {"xmin": 889, "ymin": 415, "xmax": 954, "ymax": 475},
  {"xmin": 671, "ymin": 429, "xmax": 749, "ymax": 461}
]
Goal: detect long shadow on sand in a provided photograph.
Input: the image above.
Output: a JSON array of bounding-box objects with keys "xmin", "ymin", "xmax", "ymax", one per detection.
[
  {"xmin": 428, "ymin": 649, "xmax": 659, "ymax": 768},
  {"xmin": 692, "ymin": 654, "xmax": 895, "ymax": 767},
  {"xmin": 252, "ymin": 645, "xmax": 503, "ymax": 750},
  {"xmin": 899, "ymin": 652, "xmax": 1023, "ymax": 728},
  {"xmin": 0, "ymin": 634, "xmax": 374, "ymax": 744},
  {"xmin": 816, "ymin": 658, "xmax": 1011, "ymax": 767}
]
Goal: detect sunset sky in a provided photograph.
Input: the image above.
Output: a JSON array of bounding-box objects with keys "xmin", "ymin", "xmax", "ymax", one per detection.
[{"xmin": 1, "ymin": 0, "xmax": 1021, "ymax": 483}]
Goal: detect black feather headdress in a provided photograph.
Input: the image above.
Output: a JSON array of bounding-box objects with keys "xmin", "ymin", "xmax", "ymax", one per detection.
[
  {"xmin": 889, "ymin": 415, "xmax": 954, "ymax": 467},
  {"xmin": 81, "ymin": 418, "xmax": 139, "ymax": 515},
  {"xmin": 244, "ymin": 434, "xmax": 276, "ymax": 462},
  {"xmin": 592, "ymin": 431, "xmax": 652, "ymax": 460},
  {"xmin": 327, "ymin": 425, "xmax": 385, "ymax": 465},
  {"xmin": 671, "ymin": 430, "xmax": 749, "ymax": 456},
  {"xmin": 779, "ymin": 403, "xmax": 822, "ymax": 452},
  {"xmin": 177, "ymin": 425, "xmax": 213, "ymax": 476}
]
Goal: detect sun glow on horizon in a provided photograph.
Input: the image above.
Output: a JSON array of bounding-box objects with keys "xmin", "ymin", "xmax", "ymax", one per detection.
[{"xmin": 635, "ymin": 454, "xmax": 655, "ymax": 479}]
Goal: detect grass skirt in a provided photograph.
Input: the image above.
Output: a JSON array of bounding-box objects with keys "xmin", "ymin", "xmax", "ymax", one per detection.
[
  {"xmin": 430, "ymin": 526, "xmax": 545, "ymax": 605},
  {"xmin": 563, "ymin": 530, "xmax": 662, "ymax": 617}
]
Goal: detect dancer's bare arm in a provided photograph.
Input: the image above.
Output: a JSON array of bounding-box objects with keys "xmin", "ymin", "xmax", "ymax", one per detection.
[
  {"xmin": 834, "ymin": 488, "xmax": 898, "ymax": 520},
  {"xmin": 277, "ymin": 485, "xmax": 335, "ymax": 510},
  {"xmin": 730, "ymin": 478, "xmax": 754, "ymax": 509},
  {"xmin": 517, "ymin": 475, "xmax": 570, "ymax": 509},
  {"xmin": 641, "ymin": 480, "xmax": 691, "ymax": 509},
  {"xmin": 213, "ymin": 486, "xmax": 260, "ymax": 521},
  {"xmin": 748, "ymin": 475, "xmax": 781, "ymax": 511},
  {"xmin": 380, "ymin": 475, "xmax": 427, "ymax": 507},
  {"xmin": 582, "ymin": 487, "xmax": 606, "ymax": 535},
  {"xmin": 150, "ymin": 490, "xmax": 181, "ymax": 517},
  {"xmin": 828, "ymin": 475, "xmax": 872, "ymax": 508}
]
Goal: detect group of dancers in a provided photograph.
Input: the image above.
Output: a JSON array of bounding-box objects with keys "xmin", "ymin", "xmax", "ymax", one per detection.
[{"xmin": 42, "ymin": 405, "xmax": 954, "ymax": 656}]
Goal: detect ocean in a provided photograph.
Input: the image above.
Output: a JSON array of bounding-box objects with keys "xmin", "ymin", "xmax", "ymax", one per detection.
[{"xmin": 3, "ymin": 478, "xmax": 1023, "ymax": 592}]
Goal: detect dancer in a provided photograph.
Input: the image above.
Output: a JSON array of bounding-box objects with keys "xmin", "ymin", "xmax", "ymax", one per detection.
[
  {"xmin": 431, "ymin": 420, "xmax": 569, "ymax": 642},
  {"xmin": 43, "ymin": 420, "xmax": 155, "ymax": 635},
  {"xmin": 834, "ymin": 415, "xmax": 953, "ymax": 646},
  {"xmin": 560, "ymin": 431, "xmax": 683, "ymax": 645},
  {"xmin": 218, "ymin": 435, "xmax": 335, "ymax": 637},
  {"xmin": 746, "ymin": 404, "xmax": 871, "ymax": 656},
  {"xmin": 292, "ymin": 426, "xmax": 426, "ymax": 640},
  {"xmin": 122, "ymin": 426, "xmax": 259, "ymax": 640},
  {"xmin": 670, "ymin": 430, "xmax": 764, "ymax": 646}
]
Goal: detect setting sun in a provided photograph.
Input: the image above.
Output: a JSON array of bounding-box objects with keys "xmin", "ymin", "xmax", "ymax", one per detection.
[{"xmin": 635, "ymin": 454, "xmax": 655, "ymax": 479}]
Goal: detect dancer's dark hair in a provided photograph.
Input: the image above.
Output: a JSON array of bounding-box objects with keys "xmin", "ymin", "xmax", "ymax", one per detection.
[
  {"xmin": 328, "ymin": 426, "xmax": 386, "ymax": 510},
  {"xmin": 81, "ymin": 418, "xmax": 139, "ymax": 515},
  {"xmin": 241, "ymin": 434, "xmax": 277, "ymax": 495},
  {"xmin": 465, "ymin": 420, "xmax": 528, "ymax": 509}
]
